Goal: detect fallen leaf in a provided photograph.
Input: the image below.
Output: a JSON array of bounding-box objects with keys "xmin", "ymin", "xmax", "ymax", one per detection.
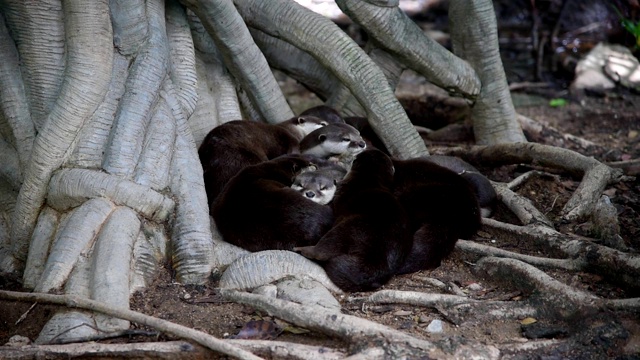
[
  {"xmin": 229, "ymin": 319, "xmax": 282, "ymax": 340},
  {"xmin": 520, "ymin": 317, "xmax": 537, "ymax": 325}
]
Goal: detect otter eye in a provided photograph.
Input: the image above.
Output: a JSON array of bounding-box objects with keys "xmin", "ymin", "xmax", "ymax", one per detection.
[
  {"xmin": 342, "ymin": 137, "xmax": 350, "ymax": 142},
  {"xmin": 320, "ymin": 121, "xmax": 328, "ymax": 126},
  {"xmin": 319, "ymin": 186, "xmax": 326, "ymax": 191}
]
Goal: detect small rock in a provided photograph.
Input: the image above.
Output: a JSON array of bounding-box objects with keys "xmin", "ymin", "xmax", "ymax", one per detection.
[
  {"xmin": 418, "ymin": 315, "xmax": 430, "ymax": 323},
  {"xmin": 466, "ymin": 283, "xmax": 483, "ymax": 291},
  {"xmin": 426, "ymin": 319, "xmax": 444, "ymax": 333},
  {"xmin": 629, "ymin": 130, "xmax": 638, "ymax": 139},
  {"xmin": 5, "ymin": 335, "xmax": 31, "ymax": 346}
]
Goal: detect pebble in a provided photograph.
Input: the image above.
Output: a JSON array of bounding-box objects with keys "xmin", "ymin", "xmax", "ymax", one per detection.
[
  {"xmin": 4, "ymin": 335, "xmax": 31, "ymax": 346},
  {"xmin": 467, "ymin": 283, "xmax": 483, "ymax": 291},
  {"xmin": 426, "ymin": 319, "xmax": 444, "ymax": 333}
]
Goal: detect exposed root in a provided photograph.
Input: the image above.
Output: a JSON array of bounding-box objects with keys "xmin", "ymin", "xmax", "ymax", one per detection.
[
  {"xmin": 481, "ymin": 218, "xmax": 640, "ymax": 290},
  {"xmin": 410, "ymin": 275, "xmax": 468, "ymax": 296},
  {"xmin": 349, "ymin": 290, "xmax": 475, "ymax": 308},
  {"xmin": 228, "ymin": 339, "xmax": 346, "ymax": 360},
  {"xmin": 491, "ymin": 180, "xmax": 554, "ymax": 227},
  {"xmin": 499, "ymin": 339, "xmax": 565, "ymax": 353},
  {"xmin": 220, "ymin": 289, "xmax": 499, "ymax": 358},
  {"xmin": 0, "ymin": 341, "xmax": 215, "ymax": 359},
  {"xmin": 517, "ymin": 114, "xmax": 604, "ymax": 152},
  {"xmin": 607, "ymin": 158, "xmax": 640, "ymax": 176},
  {"xmin": 0, "ymin": 290, "xmax": 262, "ymax": 360},
  {"xmin": 442, "ymin": 142, "xmax": 625, "ymax": 222},
  {"xmin": 475, "ymin": 257, "xmax": 599, "ymax": 317},
  {"xmin": 474, "ymin": 257, "xmax": 640, "ymax": 314},
  {"xmin": 456, "ymin": 240, "xmax": 583, "ymax": 271}
]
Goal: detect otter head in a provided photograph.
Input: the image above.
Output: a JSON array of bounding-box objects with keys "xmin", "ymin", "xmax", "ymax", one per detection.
[
  {"xmin": 285, "ymin": 115, "xmax": 329, "ymax": 139},
  {"xmin": 299, "ymin": 105, "xmax": 345, "ymax": 125},
  {"xmin": 291, "ymin": 168, "xmax": 339, "ymax": 205},
  {"xmin": 299, "ymin": 123, "xmax": 367, "ymax": 159}
]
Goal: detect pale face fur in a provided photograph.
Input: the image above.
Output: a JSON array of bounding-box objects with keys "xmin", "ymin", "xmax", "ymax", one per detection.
[
  {"xmin": 289, "ymin": 116, "xmax": 328, "ymax": 139},
  {"xmin": 291, "ymin": 170, "xmax": 338, "ymax": 205},
  {"xmin": 300, "ymin": 124, "xmax": 367, "ymax": 158}
]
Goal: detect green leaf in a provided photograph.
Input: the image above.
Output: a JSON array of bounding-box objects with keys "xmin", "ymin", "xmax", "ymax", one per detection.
[{"xmin": 549, "ymin": 98, "xmax": 568, "ymax": 107}]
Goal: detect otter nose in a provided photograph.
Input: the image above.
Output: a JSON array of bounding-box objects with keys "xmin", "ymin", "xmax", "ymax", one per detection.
[
  {"xmin": 357, "ymin": 141, "xmax": 366, "ymax": 148},
  {"xmin": 305, "ymin": 191, "xmax": 315, "ymax": 198}
]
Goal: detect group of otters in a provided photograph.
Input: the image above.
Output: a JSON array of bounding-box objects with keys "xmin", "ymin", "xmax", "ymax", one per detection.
[{"xmin": 198, "ymin": 106, "xmax": 497, "ymax": 292}]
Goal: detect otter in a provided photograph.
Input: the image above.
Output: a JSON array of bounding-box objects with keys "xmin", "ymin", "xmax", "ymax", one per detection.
[
  {"xmin": 392, "ymin": 157, "xmax": 481, "ymax": 274},
  {"xmin": 423, "ymin": 155, "xmax": 497, "ymax": 218},
  {"xmin": 295, "ymin": 150, "xmax": 412, "ymax": 292},
  {"xmin": 198, "ymin": 115, "xmax": 328, "ymax": 208},
  {"xmin": 344, "ymin": 116, "xmax": 390, "ymax": 154},
  {"xmin": 300, "ymin": 105, "xmax": 345, "ymax": 125},
  {"xmin": 212, "ymin": 154, "xmax": 334, "ymax": 252},
  {"xmin": 299, "ymin": 123, "xmax": 367, "ymax": 173},
  {"xmin": 323, "ymin": 119, "xmax": 496, "ymax": 216},
  {"xmin": 291, "ymin": 162, "xmax": 347, "ymax": 205}
]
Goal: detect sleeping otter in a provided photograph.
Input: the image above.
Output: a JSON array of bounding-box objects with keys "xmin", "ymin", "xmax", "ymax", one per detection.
[
  {"xmin": 300, "ymin": 105, "xmax": 345, "ymax": 125},
  {"xmin": 291, "ymin": 162, "xmax": 346, "ymax": 205},
  {"xmin": 295, "ymin": 150, "xmax": 412, "ymax": 292},
  {"xmin": 212, "ymin": 154, "xmax": 334, "ymax": 252},
  {"xmin": 299, "ymin": 123, "xmax": 367, "ymax": 173},
  {"xmin": 198, "ymin": 115, "xmax": 328, "ymax": 208},
  {"xmin": 423, "ymin": 155, "xmax": 497, "ymax": 217},
  {"xmin": 392, "ymin": 157, "xmax": 482, "ymax": 274}
]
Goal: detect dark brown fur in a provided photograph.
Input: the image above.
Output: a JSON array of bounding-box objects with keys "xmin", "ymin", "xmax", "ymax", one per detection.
[
  {"xmin": 198, "ymin": 116, "xmax": 326, "ymax": 209},
  {"xmin": 295, "ymin": 150, "xmax": 411, "ymax": 292},
  {"xmin": 392, "ymin": 158, "xmax": 481, "ymax": 274},
  {"xmin": 212, "ymin": 154, "xmax": 334, "ymax": 252},
  {"xmin": 300, "ymin": 105, "xmax": 345, "ymax": 124},
  {"xmin": 424, "ymin": 155, "xmax": 497, "ymax": 217}
]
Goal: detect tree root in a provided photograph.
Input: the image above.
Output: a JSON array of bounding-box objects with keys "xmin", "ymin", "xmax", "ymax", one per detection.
[
  {"xmin": 480, "ymin": 218, "xmax": 640, "ymax": 290},
  {"xmin": 0, "ymin": 290, "xmax": 262, "ymax": 360},
  {"xmin": 349, "ymin": 290, "xmax": 475, "ymax": 308},
  {"xmin": 220, "ymin": 289, "xmax": 500, "ymax": 358},
  {"xmin": 517, "ymin": 114, "xmax": 605, "ymax": 152},
  {"xmin": 410, "ymin": 275, "xmax": 468, "ymax": 296},
  {"xmin": 456, "ymin": 240, "xmax": 583, "ymax": 271},
  {"xmin": 0, "ymin": 341, "xmax": 212, "ymax": 360},
  {"xmin": 443, "ymin": 142, "xmax": 625, "ymax": 221},
  {"xmin": 227, "ymin": 339, "xmax": 347, "ymax": 360},
  {"xmin": 475, "ymin": 257, "xmax": 640, "ymax": 314}
]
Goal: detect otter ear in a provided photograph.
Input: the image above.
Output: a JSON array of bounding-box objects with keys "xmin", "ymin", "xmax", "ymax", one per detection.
[
  {"xmin": 318, "ymin": 134, "xmax": 326, "ymax": 141},
  {"xmin": 300, "ymin": 165, "xmax": 317, "ymax": 173},
  {"xmin": 297, "ymin": 116, "xmax": 305, "ymax": 124}
]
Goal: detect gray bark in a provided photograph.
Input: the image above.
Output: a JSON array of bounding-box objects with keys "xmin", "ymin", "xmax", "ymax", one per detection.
[
  {"xmin": 449, "ymin": 0, "xmax": 527, "ymax": 144},
  {"xmin": 233, "ymin": 0, "xmax": 428, "ymax": 159}
]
